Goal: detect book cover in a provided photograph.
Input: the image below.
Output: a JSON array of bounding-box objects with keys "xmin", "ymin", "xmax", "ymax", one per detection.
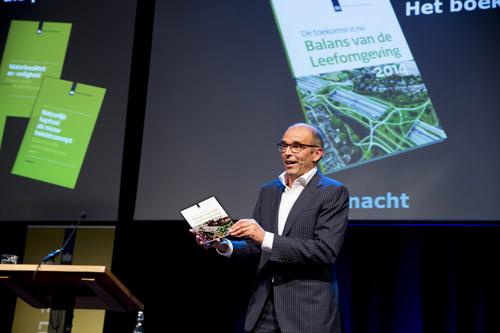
[
  {"xmin": 12, "ymin": 77, "xmax": 106, "ymax": 189},
  {"xmin": 270, "ymin": 0, "xmax": 446, "ymax": 173},
  {"xmin": 181, "ymin": 196, "xmax": 233, "ymax": 243},
  {"xmin": 0, "ymin": 20, "xmax": 72, "ymax": 118}
]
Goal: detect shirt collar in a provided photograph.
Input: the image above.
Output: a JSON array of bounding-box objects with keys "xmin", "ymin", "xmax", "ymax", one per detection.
[{"xmin": 279, "ymin": 167, "xmax": 317, "ymax": 189}]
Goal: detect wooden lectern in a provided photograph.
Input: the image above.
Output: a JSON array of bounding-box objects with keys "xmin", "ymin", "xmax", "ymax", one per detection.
[{"xmin": 0, "ymin": 264, "xmax": 143, "ymax": 333}]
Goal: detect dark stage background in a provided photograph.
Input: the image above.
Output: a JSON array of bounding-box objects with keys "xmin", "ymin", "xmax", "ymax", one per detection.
[{"xmin": 1, "ymin": 0, "xmax": 500, "ymax": 332}]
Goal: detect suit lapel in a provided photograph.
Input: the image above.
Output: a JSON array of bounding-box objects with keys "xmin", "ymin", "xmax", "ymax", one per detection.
[
  {"xmin": 258, "ymin": 180, "xmax": 283, "ymax": 271},
  {"xmin": 270, "ymin": 180, "xmax": 284, "ymax": 234},
  {"xmin": 282, "ymin": 173, "xmax": 323, "ymax": 236}
]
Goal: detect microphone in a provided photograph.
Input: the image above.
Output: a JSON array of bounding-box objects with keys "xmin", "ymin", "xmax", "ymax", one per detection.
[{"xmin": 41, "ymin": 211, "xmax": 87, "ymax": 264}]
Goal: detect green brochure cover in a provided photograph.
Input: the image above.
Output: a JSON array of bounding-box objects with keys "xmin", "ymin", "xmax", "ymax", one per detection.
[
  {"xmin": 12, "ymin": 77, "xmax": 106, "ymax": 189},
  {"xmin": 0, "ymin": 20, "xmax": 71, "ymax": 118}
]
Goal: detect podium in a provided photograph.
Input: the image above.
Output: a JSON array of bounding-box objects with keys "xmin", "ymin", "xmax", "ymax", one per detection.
[{"xmin": 0, "ymin": 264, "xmax": 143, "ymax": 332}]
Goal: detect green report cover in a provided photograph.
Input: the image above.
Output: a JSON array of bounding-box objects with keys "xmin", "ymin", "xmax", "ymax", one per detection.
[
  {"xmin": 270, "ymin": 0, "xmax": 446, "ymax": 173},
  {"xmin": 0, "ymin": 20, "xmax": 71, "ymax": 118},
  {"xmin": 12, "ymin": 77, "xmax": 106, "ymax": 189}
]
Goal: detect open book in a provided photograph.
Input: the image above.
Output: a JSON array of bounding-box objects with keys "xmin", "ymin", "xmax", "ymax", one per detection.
[{"xmin": 181, "ymin": 196, "xmax": 233, "ymax": 243}]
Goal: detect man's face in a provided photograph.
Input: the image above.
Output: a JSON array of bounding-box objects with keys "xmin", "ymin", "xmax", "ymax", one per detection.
[{"xmin": 281, "ymin": 126, "xmax": 323, "ymax": 183}]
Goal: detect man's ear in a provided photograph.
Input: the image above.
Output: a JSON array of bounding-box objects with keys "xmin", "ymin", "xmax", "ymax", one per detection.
[{"xmin": 313, "ymin": 148, "xmax": 324, "ymax": 162}]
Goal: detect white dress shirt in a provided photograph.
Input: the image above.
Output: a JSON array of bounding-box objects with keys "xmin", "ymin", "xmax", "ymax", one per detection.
[{"xmin": 261, "ymin": 167, "xmax": 317, "ymax": 252}]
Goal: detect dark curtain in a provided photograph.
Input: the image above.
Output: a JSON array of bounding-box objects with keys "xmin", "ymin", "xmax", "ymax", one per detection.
[{"xmin": 338, "ymin": 225, "xmax": 500, "ymax": 333}]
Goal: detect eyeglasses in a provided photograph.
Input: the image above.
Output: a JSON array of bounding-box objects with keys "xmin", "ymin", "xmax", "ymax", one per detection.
[{"xmin": 277, "ymin": 142, "xmax": 319, "ymax": 153}]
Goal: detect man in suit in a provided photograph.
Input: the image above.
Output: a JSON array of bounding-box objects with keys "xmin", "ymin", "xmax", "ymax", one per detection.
[{"xmin": 200, "ymin": 123, "xmax": 349, "ymax": 333}]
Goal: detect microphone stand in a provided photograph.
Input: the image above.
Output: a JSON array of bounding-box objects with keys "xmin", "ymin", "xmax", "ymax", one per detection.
[
  {"xmin": 32, "ymin": 212, "xmax": 87, "ymax": 333},
  {"xmin": 41, "ymin": 212, "xmax": 87, "ymax": 264},
  {"xmin": 33, "ymin": 212, "xmax": 87, "ymax": 279}
]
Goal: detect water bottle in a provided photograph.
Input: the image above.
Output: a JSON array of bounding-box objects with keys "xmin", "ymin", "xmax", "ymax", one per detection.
[{"xmin": 133, "ymin": 311, "xmax": 144, "ymax": 333}]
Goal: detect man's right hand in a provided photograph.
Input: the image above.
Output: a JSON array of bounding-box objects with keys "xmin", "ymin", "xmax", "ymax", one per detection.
[
  {"xmin": 203, "ymin": 238, "xmax": 229, "ymax": 253},
  {"xmin": 189, "ymin": 229, "xmax": 230, "ymax": 253}
]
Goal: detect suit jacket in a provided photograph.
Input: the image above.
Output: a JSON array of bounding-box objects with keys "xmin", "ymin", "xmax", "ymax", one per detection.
[{"xmin": 232, "ymin": 172, "xmax": 349, "ymax": 333}]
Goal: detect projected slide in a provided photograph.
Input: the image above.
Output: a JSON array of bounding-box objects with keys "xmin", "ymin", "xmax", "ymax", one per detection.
[
  {"xmin": 0, "ymin": 0, "xmax": 137, "ymax": 220},
  {"xmin": 0, "ymin": 20, "xmax": 105, "ymax": 189},
  {"xmin": 135, "ymin": 0, "xmax": 500, "ymax": 221},
  {"xmin": 12, "ymin": 78, "xmax": 105, "ymax": 189},
  {"xmin": 270, "ymin": 0, "xmax": 446, "ymax": 173}
]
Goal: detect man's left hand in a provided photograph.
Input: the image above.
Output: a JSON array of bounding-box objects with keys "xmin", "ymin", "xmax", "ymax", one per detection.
[{"xmin": 229, "ymin": 219, "xmax": 265, "ymax": 245}]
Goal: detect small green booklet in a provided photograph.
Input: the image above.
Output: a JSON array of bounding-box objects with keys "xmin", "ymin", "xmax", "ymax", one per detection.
[
  {"xmin": 0, "ymin": 20, "xmax": 72, "ymax": 118},
  {"xmin": 12, "ymin": 77, "xmax": 106, "ymax": 189}
]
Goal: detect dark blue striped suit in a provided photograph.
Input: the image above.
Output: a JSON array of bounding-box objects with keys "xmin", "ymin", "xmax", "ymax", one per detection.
[{"xmin": 232, "ymin": 172, "xmax": 349, "ymax": 333}]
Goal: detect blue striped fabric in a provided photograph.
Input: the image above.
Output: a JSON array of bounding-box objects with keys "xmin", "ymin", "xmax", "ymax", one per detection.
[{"xmin": 232, "ymin": 172, "xmax": 349, "ymax": 333}]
